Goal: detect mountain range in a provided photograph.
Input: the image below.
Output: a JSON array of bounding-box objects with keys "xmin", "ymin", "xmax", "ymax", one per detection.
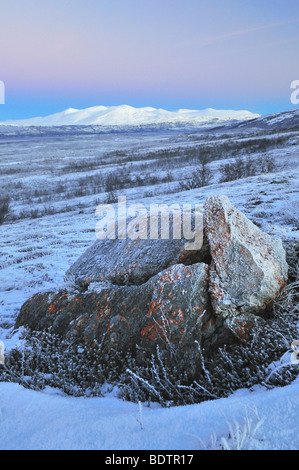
[{"xmin": 0, "ymin": 104, "xmax": 260, "ymax": 127}]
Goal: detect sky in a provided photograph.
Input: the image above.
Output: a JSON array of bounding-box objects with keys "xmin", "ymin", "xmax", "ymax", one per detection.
[{"xmin": 0, "ymin": 0, "xmax": 299, "ymax": 120}]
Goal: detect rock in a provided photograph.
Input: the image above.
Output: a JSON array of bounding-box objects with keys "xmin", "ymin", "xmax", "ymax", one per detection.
[
  {"xmin": 204, "ymin": 195, "xmax": 288, "ymax": 340},
  {"xmin": 66, "ymin": 211, "xmax": 210, "ymax": 287},
  {"xmin": 15, "ymin": 194, "xmax": 290, "ymax": 379},
  {"xmin": 16, "ymin": 262, "xmax": 211, "ymax": 379}
]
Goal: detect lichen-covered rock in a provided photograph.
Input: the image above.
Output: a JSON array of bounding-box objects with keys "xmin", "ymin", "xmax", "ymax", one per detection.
[
  {"xmin": 204, "ymin": 195, "xmax": 288, "ymax": 340},
  {"xmin": 16, "ymin": 262, "xmax": 211, "ymax": 379},
  {"xmin": 66, "ymin": 211, "xmax": 209, "ymax": 287},
  {"xmin": 15, "ymin": 194, "xmax": 291, "ymax": 379}
]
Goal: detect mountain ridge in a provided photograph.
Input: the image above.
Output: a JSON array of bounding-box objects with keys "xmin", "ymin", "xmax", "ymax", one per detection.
[{"xmin": 0, "ymin": 104, "xmax": 260, "ymax": 127}]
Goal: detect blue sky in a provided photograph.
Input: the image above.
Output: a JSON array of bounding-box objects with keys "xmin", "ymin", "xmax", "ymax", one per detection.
[{"xmin": 0, "ymin": 0, "xmax": 299, "ymax": 120}]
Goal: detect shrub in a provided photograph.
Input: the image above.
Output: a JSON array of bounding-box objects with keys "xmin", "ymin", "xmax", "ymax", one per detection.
[
  {"xmin": 220, "ymin": 154, "xmax": 276, "ymax": 183},
  {"xmin": 104, "ymin": 190, "xmax": 118, "ymax": 204},
  {"xmin": 0, "ymin": 195, "xmax": 10, "ymax": 225},
  {"xmin": 0, "ymin": 329, "xmax": 133, "ymax": 396},
  {"xmin": 282, "ymin": 200, "xmax": 299, "ymax": 230},
  {"xmin": 179, "ymin": 160, "xmax": 212, "ymax": 191}
]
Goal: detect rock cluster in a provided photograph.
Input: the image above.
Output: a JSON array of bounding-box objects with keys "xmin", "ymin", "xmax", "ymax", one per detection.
[{"xmin": 16, "ymin": 195, "xmax": 288, "ymax": 378}]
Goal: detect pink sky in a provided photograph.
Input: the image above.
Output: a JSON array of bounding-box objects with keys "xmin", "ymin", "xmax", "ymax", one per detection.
[{"xmin": 0, "ymin": 0, "xmax": 298, "ymax": 118}]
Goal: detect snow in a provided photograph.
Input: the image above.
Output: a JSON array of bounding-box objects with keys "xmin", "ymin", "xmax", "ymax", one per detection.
[
  {"xmin": 0, "ymin": 379, "xmax": 298, "ymax": 450},
  {"xmin": 0, "ymin": 104, "xmax": 260, "ymax": 127},
  {"xmin": 0, "ymin": 125, "xmax": 298, "ymax": 450}
]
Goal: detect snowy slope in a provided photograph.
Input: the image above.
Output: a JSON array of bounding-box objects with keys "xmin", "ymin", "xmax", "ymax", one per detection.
[
  {"xmin": 0, "ymin": 379, "xmax": 299, "ymax": 450},
  {"xmin": 0, "ymin": 104, "xmax": 260, "ymax": 127},
  {"xmin": 234, "ymin": 108, "xmax": 299, "ymax": 131}
]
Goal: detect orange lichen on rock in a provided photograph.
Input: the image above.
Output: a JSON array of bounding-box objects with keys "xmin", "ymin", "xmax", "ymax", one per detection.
[{"xmin": 47, "ymin": 293, "xmax": 68, "ymax": 314}]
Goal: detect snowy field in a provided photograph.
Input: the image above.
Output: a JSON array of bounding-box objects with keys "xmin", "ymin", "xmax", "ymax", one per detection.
[
  {"xmin": 0, "ymin": 378, "xmax": 299, "ymax": 450},
  {"xmin": 0, "ymin": 126, "xmax": 298, "ymax": 450}
]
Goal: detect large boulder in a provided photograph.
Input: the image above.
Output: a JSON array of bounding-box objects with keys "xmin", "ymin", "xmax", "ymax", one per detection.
[
  {"xmin": 66, "ymin": 211, "xmax": 210, "ymax": 287},
  {"xmin": 204, "ymin": 195, "xmax": 288, "ymax": 341},
  {"xmin": 16, "ymin": 262, "xmax": 211, "ymax": 379},
  {"xmin": 15, "ymin": 194, "xmax": 289, "ymax": 379}
]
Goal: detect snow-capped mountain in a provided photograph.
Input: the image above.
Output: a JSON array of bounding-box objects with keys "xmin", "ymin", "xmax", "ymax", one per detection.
[{"xmin": 0, "ymin": 104, "xmax": 260, "ymax": 127}]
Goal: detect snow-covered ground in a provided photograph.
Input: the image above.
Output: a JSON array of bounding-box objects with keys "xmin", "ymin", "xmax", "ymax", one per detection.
[
  {"xmin": 0, "ymin": 379, "xmax": 299, "ymax": 450},
  {"xmin": 0, "ymin": 127, "xmax": 298, "ymax": 450}
]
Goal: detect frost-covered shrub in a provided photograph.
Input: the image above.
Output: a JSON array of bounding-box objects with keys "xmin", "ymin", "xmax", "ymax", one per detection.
[
  {"xmin": 282, "ymin": 200, "xmax": 299, "ymax": 230},
  {"xmin": 178, "ymin": 160, "xmax": 212, "ymax": 190},
  {"xmin": 104, "ymin": 190, "xmax": 118, "ymax": 204},
  {"xmin": 120, "ymin": 315, "xmax": 298, "ymax": 406},
  {"xmin": 219, "ymin": 154, "xmax": 276, "ymax": 183},
  {"xmin": 0, "ymin": 195, "xmax": 10, "ymax": 225},
  {"xmin": 0, "ymin": 330, "xmax": 134, "ymax": 396}
]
